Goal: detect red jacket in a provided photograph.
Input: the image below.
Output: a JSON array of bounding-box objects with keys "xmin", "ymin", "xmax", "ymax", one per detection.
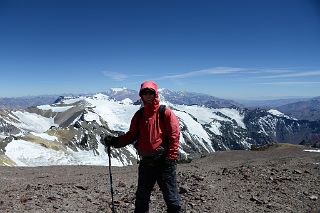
[{"xmin": 116, "ymin": 81, "xmax": 180, "ymax": 160}]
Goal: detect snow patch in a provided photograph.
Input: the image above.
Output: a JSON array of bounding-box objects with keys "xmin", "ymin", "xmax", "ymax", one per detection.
[
  {"xmin": 304, "ymin": 149, "xmax": 320, "ymax": 153},
  {"xmin": 83, "ymin": 111, "xmax": 102, "ymax": 125},
  {"xmin": 37, "ymin": 105, "xmax": 73, "ymax": 112},
  {"xmin": 268, "ymin": 109, "xmax": 295, "ymax": 120},
  {"xmin": 209, "ymin": 121, "xmax": 222, "ymax": 135},
  {"xmin": 174, "ymin": 110, "xmax": 214, "ymax": 152},
  {"xmin": 5, "ymin": 138, "xmax": 131, "ymax": 167},
  {"xmin": 92, "ymin": 93, "xmax": 109, "ymax": 100},
  {"xmin": 120, "ymin": 98, "xmax": 133, "ymax": 105},
  {"xmin": 110, "ymin": 87, "xmax": 127, "ymax": 92},
  {"xmin": 30, "ymin": 132, "xmax": 58, "ymax": 141},
  {"xmin": 62, "ymin": 97, "xmax": 87, "ymax": 105},
  {"xmin": 216, "ymin": 108, "xmax": 246, "ymax": 129},
  {"xmin": 175, "ymin": 105, "xmax": 246, "ymax": 129},
  {"xmin": 84, "ymin": 97, "xmax": 139, "ymax": 132},
  {"xmin": 9, "ymin": 111, "xmax": 55, "ymax": 133}
]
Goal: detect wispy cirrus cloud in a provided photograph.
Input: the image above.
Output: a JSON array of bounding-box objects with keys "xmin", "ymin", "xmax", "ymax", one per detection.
[
  {"xmin": 155, "ymin": 67, "xmax": 315, "ymax": 80},
  {"xmin": 257, "ymin": 70, "xmax": 320, "ymax": 79},
  {"xmin": 101, "ymin": 67, "xmax": 320, "ymax": 84},
  {"xmin": 102, "ymin": 71, "xmax": 128, "ymax": 81},
  {"xmin": 256, "ymin": 81, "xmax": 320, "ymax": 85},
  {"xmin": 156, "ymin": 67, "xmax": 248, "ymax": 80}
]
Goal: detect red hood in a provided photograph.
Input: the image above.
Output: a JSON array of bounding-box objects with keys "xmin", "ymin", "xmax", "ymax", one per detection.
[
  {"xmin": 139, "ymin": 81, "xmax": 158, "ymax": 95},
  {"xmin": 139, "ymin": 81, "xmax": 160, "ymax": 116}
]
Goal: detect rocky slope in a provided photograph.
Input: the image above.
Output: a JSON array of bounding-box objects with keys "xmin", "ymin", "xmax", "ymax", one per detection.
[{"xmin": 0, "ymin": 144, "xmax": 319, "ymax": 213}]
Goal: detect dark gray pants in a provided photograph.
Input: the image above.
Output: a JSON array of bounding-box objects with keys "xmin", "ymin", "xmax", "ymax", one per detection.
[{"xmin": 134, "ymin": 158, "xmax": 181, "ymax": 213}]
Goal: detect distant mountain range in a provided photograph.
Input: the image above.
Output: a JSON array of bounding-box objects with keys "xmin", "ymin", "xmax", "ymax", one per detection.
[
  {"xmin": 84, "ymin": 90, "xmax": 320, "ymax": 122},
  {"xmin": 0, "ymin": 93, "xmax": 93, "ymax": 109},
  {"xmin": 103, "ymin": 87, "xmax": 240, "ymax": 108},
  {"xmin": 276, "ymin": 96, "xmax": 320, "ymax": 121},
  {"xmin": 1, "ymin": 90, "xmax": 319, "ymax": 121},
  {"xmin": 237, "ymin": 97, "xmax": 311, "ymax": 108},
  {"xmin": 0, "ymin": 95, "xmax": 59, "ymax": 109},
  {"xmin": 0, "ymin": 89, "xmax": 319, "ymax": 167},
  {"xmin": 238, "ymin": 96, "xmax": 320, "ymax": 121}
]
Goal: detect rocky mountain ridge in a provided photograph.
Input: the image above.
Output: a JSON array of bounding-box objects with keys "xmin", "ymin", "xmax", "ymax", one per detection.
[
  {"xmin": 1, "ymin": 89, "xmax": 319, "ymax": 121},
  {"xmin": 1, "ymin": 92, "xmax": 319, "ymax": 167}
]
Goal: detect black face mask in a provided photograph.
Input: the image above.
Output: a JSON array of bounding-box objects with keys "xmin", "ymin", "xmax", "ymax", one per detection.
[{"xmin": 140, "ymin": 88, "xmax": 155, "ymax": 96}]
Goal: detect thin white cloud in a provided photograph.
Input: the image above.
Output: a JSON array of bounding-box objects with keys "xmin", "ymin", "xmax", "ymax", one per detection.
[
  {"xmin": 102, "ymin": 71, "xmax": 128, "ymax": 81},
  {"xmin": 155, "ymin": 67, "xmax": 306, "ymax": 80},
  {"xmin": 258, "ymin": 70, "xmax": 320, "ymax": 78},
  {"xmin": 157, "ymin": 67, "xmax": 247, "ymax": 80},
  {"xmin": 256, "ymin": 81, "xmax": 320, "ymax": 85},
  {"xmin": 101, "ymin": 67, "xmax": 320, "ymax": 83},
  {"xmin": 255, "ymin": 68, "xmax": 297, "ymax": 74}
]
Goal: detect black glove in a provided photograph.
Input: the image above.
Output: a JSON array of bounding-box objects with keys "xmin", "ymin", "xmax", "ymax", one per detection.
[{"xmin": 100, "ymin": 134, "xmax": 118, "ymax": 147}]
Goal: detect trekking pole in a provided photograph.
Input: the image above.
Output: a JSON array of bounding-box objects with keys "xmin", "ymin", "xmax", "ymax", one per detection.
[{"xmin": 107, "ymin": 145, "xmax": 116, "ymax": 213}]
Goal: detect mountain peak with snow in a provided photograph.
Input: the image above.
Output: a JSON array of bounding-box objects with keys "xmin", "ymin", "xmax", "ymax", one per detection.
[
  {"xmin": 268, "ymin": 109, "xmax": 297, "ymax": 120},
  {"xmin": 110, "ymin": 87, "xmax": 127, "ymax": 93}
]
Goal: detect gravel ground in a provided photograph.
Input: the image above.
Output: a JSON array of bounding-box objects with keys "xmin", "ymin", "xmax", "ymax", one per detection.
[{"xmin": 0, "ymin": 144, "xmax": 319, "ymax": 213}]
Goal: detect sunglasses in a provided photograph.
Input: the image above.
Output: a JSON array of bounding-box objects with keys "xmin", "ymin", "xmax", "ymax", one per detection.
[{"xmin": 141, "ymin": 89, "xmax": 155, "ymax": 95}]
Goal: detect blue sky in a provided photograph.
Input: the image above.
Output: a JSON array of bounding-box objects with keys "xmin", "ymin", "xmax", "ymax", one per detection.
[{"xmin": 0, "ymin": 0, "xmax": 320, "ymax": 99}]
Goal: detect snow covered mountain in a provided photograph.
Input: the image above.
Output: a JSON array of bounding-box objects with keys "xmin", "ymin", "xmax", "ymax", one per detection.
[
  {"xmin": 103, "ymin": 87, "xmax": 139, "ymax": 103},
  {"xmin": 1, "ymin": 92, "xmax": 319, "ymax": 167}
]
